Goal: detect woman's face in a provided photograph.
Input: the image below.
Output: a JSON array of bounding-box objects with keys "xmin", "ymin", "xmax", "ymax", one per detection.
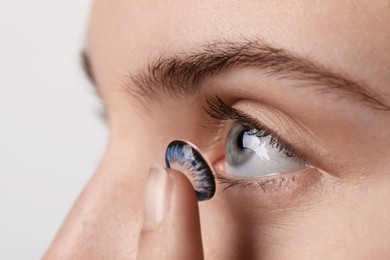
[{"xmin": 45, "ymin": 1, "xmax": 390, "ymax": 259}]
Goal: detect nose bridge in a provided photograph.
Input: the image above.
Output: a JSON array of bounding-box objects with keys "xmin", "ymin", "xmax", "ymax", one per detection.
[{"xmin": 43, "ymin": 167, "xmax": 145, "ymax": 259}]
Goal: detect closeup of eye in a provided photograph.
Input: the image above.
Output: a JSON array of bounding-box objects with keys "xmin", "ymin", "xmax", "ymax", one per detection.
[
  {"xmin": 202, "ymin": 95, "xmax": 322, "ymax": 187},
  {"xmin": 224, "ymin": 122, "xmax": 306, "ymax": 177},
  {"xmin": 200, "ymin": 95, "xmax": 326, "ymax": 209}
]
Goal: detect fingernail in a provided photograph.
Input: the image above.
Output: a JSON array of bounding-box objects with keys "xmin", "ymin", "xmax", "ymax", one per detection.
[{"xmin": 142, "ymin": 164, "xmax": 171, "ymax": 229}]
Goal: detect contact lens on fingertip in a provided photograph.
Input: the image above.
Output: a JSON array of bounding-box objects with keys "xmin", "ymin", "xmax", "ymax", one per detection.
[{"xmin": 165, "ymin": 140, "xmax": 216, "ymax": 201}]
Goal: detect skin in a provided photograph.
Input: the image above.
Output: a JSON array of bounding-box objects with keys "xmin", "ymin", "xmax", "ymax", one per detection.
[{"xmin": 44, "ymin": 0, "xmax": 390, "ymax": 259}]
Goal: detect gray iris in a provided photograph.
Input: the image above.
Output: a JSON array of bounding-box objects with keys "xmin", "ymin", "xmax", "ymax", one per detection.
[{"xmin": 225, "ymin": 123, "xmax": 255, "ymax": 166}]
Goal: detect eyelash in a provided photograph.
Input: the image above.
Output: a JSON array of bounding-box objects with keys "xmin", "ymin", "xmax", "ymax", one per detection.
[{"xmin": 215, "ymin": 173, "xmax": 293, "ymax": 192}]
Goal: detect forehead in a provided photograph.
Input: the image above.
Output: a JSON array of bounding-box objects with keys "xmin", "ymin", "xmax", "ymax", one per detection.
[{"xmin": 87, "ymin": 0, "xmax": 390, "ymax": 95}]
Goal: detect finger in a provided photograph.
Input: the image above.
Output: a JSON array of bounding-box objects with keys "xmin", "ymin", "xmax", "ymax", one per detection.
[{"xmin": 137, "ymin": 164, "xmax": 204, "ymax": 260}]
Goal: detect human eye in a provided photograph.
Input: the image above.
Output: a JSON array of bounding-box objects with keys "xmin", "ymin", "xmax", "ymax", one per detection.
[
  {"xmin": 223, "ymin": 122, "xmax": 306, "ymax": 177},
  {"xmin": 202, "ymin": 95, "xmax": 325, "ymax": 203}
]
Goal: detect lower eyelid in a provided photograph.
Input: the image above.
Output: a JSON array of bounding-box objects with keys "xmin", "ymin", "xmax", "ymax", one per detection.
[
  {"xmin": 216, "ymin": 173, "xmax": 296, "ymax": 193},
  {"xmin": 214, "ymin": 167, "xmax": 325, "ymax": 211}
]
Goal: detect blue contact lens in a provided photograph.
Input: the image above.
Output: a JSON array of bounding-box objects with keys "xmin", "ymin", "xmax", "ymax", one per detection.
[{"xmin": 165, "ymin": 140, "xmax": 216, "ymax": 201}]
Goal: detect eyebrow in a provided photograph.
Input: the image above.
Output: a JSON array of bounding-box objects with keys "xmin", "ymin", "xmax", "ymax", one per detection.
[{"xmin": 83, "ymin": 39, "xmax": 389, "ymax": 111}]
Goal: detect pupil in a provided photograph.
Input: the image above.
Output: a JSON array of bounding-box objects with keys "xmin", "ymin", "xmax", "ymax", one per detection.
[{"xmin": 236, "ymin": 130, "xmax": 247, "ymax": 150}]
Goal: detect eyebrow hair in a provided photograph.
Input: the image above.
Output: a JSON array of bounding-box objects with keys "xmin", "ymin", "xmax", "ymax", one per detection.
[{"xmin": 84, "ymin": 40, "xmax": 390, "ymax": 111}]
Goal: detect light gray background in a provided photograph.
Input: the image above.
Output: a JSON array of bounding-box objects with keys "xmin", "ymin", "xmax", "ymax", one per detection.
[{"xmin": 0, "ymin": 1, "xmax": 108, "ymax": 259}]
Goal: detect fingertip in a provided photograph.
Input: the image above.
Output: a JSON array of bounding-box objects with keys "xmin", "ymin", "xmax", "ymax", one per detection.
[
  {"xmin": 137, "ymin": 166, "xmax": 204, "ymax": 260},
  {"xmin": 165, "ymin": 168, "xmax": 199, "ymax": 203},
  {"xmin": 164, "ymin": 168, "xmax": 204, "ymax": 259}
]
